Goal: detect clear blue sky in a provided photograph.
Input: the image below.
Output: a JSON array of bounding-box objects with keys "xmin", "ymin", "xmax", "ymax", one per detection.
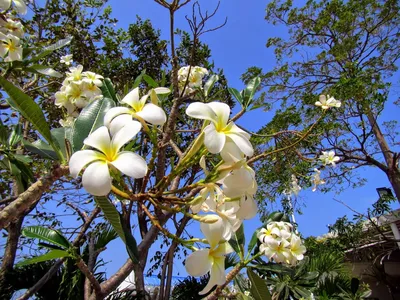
[{"xmin": 98, "ymin": 0, "xmax": 399, "ymax": 278}]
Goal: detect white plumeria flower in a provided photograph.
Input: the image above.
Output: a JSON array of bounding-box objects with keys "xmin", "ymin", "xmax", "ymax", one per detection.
[
  {"xmin": 0, "ymin": 17, "xmax": 24, "ymax": 38},
  {"xmin": 311, "ymin": 168, "xmax": 325, "ymax": 192},
  {"xmin": 60, "ymin": 54, "xmax": 73, "ymax": 66},
  {"xmin": 186, "ymin": 102, "xmax": 253, "ymax": 156},
  {"xmin": 0, "ymin": 32, "xmax": 22, "ymax": 61},
  {"xmin": 69, "ymin": 121, "xmax": 147, "ymax": 196},
  {"xmin": 260, "ymin": 238, "xmax": 291, "ymax": 264},
  {"xmin": 66, "ymin": 65, "xmax": 84, "ymax": 83},
  {"xmin": 289, "ymin": 234, "xmax": 306, "ymax": 264},
  {"xmin": 319, "ymin": 150, "xmax": 340, "ymax": 167},
  {"xmin": 185, "ymin": 217, "xmax": 233, "ymax": 295},
  {"xmin": 0, "ymin": 0, "xmax": 27, "ymax": 14},
  {"xmin": 82, "ymin": 71, "xmax": 104, "ymax": 87},
  {"xmin": 104, "ymin": 87, "xmax": 168, "ymax": 135},
  {"xmin": 315, "ymin": 94, "xmax": 341, "ymax": 110}
]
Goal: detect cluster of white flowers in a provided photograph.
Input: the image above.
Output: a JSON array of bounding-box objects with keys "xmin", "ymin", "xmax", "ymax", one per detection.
[
  {"xmin": 184, "ymin": 101, "xmax": 258, "ymax": 294},
  {"xmin": 0, "ymin": 14, "xmax": 24, "ymax": 62},
  {"xmin": 177, "ymin": 65, "xmax": 209, "ymax": 95},
  {"xmin": 257, "ymin": 221, "xmax": 306, "ymax": 265},
  {"xmin": 315, "ymin": 94, "xmax": 341, "ymax": 110},
  {"xmin": 55, "ymin": 64, "xmax": 104, "ymax": 126},
  {"xmin": 69, "ymin": 85, "xmax": 169, "ymax": 196}
]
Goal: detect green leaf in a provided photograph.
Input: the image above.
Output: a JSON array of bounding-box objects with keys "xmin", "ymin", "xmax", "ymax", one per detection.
[
  {"xmin": 23, "ymin": 139, "xmax": 58, "ymax": 160},
  {"xmin": 94, "ymin": 197, "xmax": 139, "ymax": 263},
  {"xmin": 8, "ymin": 124, "xmax": 22, "ymax": 147},
  {"xmin": 228, "ymin": 87, "xmax": 244, "ymax": 106},
  {"xmin": 100, "ymin": 78, "xmax": 118, "ymax": 103},
  {"xmin": 143, "ymin": 74, "xmax": 158, "ymax": 88},
  {"xmin": 0, "ymin": 75, "xmax": 61, "ymax": 158},
  {"xmin": 0, "ymin": 119, "xmax": 8, "ymax": 145},
  {"xmin": 248, "ymin": 227, "xmax": 261, "ymax": 254},
  {"xmin": 247, "ymin": 268, "xmax": 272, "ymax": 300},
  {"xmin": 71, "ymin": 98, "xmax": 115, "ymax": 152},
  {"xmin": 22, "ymin": 226, "xmax": 72, "ymax": 250},
  {"xmin": 229, "ymin": 224, "xmax": 245, "ymax": 257},
  {"xmin": 17, "ymin": 250, "xmax": 70, "ymax": 267},
  {"xmin": 204, "ymin": 75, "xmax": 219, "ymax": 97},
  {"xmin": 243, "ymin": 77, "xmax": 261, "ymax": 107},
  {"xmin": 132, "ymin": 69, "xmax": 146, "ymax": 89},
  {"xmin": 30, "ymin": 37, "xmax": 73, "ymax": 61}
]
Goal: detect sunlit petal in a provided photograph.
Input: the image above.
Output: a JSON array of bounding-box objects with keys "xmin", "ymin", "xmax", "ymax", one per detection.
[
  {"xmin": 111, "ymin": 152, "xmax": 148, "ymax": 179},
  {"xmin": 111, "ymin": 120, "xmax": 142, "ymax": 152},
  {"xmin": 83, "ymin": 126, "xmax": 111, "ymax": 153},
  {"xmin": 186, "ymin": 102, "xmax": 218, "ymax": 124},
  {"xmin": 185, "ymin": 249, "xmax": 212, "ymax": 277},
  {"xmin": 136, "ymin": 103, "xmax": 167, "ymax": 125},
  {"xmin": 69, "ymin": 150, "xmax": 103, "ymax": 178},
  {"xmin": 204, "ymin": 124, "xmax": 226, "ymax": 153},
  {"xmin": 82, "ymin": 161, "xmax": 111, "ymax": 196}
]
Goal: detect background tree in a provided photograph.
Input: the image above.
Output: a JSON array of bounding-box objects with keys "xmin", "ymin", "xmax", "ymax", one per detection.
[{"xmin": 245, "ymin": 0, "xmax": 400, "ymax": 209}]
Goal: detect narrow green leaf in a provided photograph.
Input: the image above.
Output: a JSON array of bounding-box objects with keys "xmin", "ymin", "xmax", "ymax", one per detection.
[
  {"xmin": 248, "ymin": 227, "xmax": 261, "ymax": 254},
  {"xmin": 22, "ymin": 226, "xmax": 71, "ymax": 250},
  {"xmin": 71, "ymin": 98, "xmax": 115, "ymax": 152},
  {"xmin": 100, "ymin": 78, "xmax": 118, "ymax": 103},
  {"xmin": 8, "ymin": 124, "xmax": 22, "ymax": 147},
  {"xmin": 17, "ymin": 250, "xmax": 70, "ymax": 267},
  {"xmin": 143, "ymin": 74, "xmax": 158, "ymax": 88},
  {"xmin": 94, "ymin": 197, "xmax": 139, "ymax": 263},
  {"xmin": 247, "ymin": 268, "xmax": 272, "ymax": 300},
  {"xmin": 228, "ymin": 87, "xmax": 244, "ymax": 106},
  {"xmin": 132, "ymin": 69, "xmax": 146, "ymax": 89},
  {"xmin": 0, "ymin": 75, "xmax": 61, "ymax": 157},
  {"xmin": 204, "ymin": 74, "xmax": 219, "ymax": 97},
  {"xmin": 30, "ymin": 37, "xmax": 73, "ymax": 61},
  {"xmin": 23, "ymin": 139, "xmax": 58, "ymax": 160}
]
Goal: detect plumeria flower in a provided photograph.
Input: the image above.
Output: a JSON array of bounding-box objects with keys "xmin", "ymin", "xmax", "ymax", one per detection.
[
  {"xmin": 185, "ymin": 217, "xmax": 233, "ymax": 295},
  {"xmin": 260, "ymin": 238, "xmax": 291, "ymax": 264},
  {"xmin": 319, "ymin": 150, "xmax": 340, "ymax": 167},
  {"xmin": 104, "ymin": 87, "xmax": 168, "ymax": 135},
  {"xmin": 66, "ymin": 65, "xmax": 84, "ymax": 83},
  {"xmin": 289, "ymin": 234, "xmax": 306, "ymax": 264},
  {"xmin": 82, "ymin": 71, "xmax": 104, "ymax": 87},
  {"xmin": 60, "ymin": 54, "xmax": 73, "ymax": 66},
  {"xmin": 311, "ymin": 168, "xmax": 325, "ymax": 192},
  {"xmin": 315, "ymin": 94, "xmax": 341, "ymax": 110},
  {"xmin": 0, "ymin": 32, "xmax": 22, "ymax": 61},
  {"xmin": 186, "ymin": 102, "xmax": 253, "ymax": 156},
  {"xmin": 69, "ymin": 121, "xmax": 147, "ymax": 196},
  {"xmin": 0, "ymin": 0, "xmax": 27, "ymax": 14},
  {"xmin": 0, "ymin": 17, "xmax": 24, "ymax": 38}
]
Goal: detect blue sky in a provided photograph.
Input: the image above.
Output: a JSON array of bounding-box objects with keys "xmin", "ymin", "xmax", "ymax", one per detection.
[{"xmin": 97, "ymin": 0, "xmax": 399, "ymax": 278}]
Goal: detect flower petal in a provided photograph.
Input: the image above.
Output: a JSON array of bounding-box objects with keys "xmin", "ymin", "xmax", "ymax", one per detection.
[
  {"xmin": 185, "ymin": 249, "xmax": 212, "ymax": 277},
  {"xmin": 204, "ymin": 124, "xmax": 226, "ymax": 154},
  {"xmin": 111, "ymin": 151, "xmax": 147, "ymax": 179},
  {"xmin": 82, "ymin": 161, "xmax": 111, "ymax": 196},
  {"xmin": 136, "ymin": 103, "xmax": 167, "ymax": 125},
  {"xmin": 199, "ymin": 257, "xmax": 225, "ymax": 295},
  {"xmin": 121, "ymin": 87, "xmax": 140, "ymax": 109},
  {"xmin": 108, "ymin": 114, "xmax": 133, "ymax": 137},
  {"xmin": 226, "ymin": 132, "xmax": 253, "ymax": 157},
  {"xmin": 111, "ymin": 120, "xmax": 142, "ymax": 152},
  {"xmin": 83, "ymin": 126, "xmax": 111, "ymax": 153},
  {"xmin": 69, "ymin": 150, "xmax": 103, "ymax": 178},
  {"xmin": 207, "ymin": 102, "xmax": 230, "ymax": 128},
  {"xmin": 104, "ymin": 107, "xmax": 132, "ymax": 128},
  {"xmin": 186, "ymin": 102, "xmax": 218, "ymax": 124},
  {"xmin": 201, "ymin": 215, "xmax": 224, "ymax": 249}
]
